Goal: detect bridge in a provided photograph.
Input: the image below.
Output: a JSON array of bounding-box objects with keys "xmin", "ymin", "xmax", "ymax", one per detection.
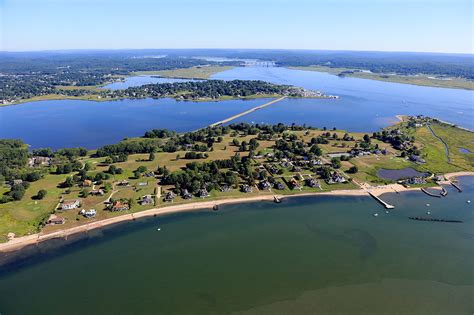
[{"xmin": 208, "ymin": 96, "xmax": 286, "ymax": 128}]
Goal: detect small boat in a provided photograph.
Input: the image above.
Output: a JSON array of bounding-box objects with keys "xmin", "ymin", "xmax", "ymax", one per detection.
[
  {"xmin": 385, "ymin": 211, "xmax": 389, "ymax": 214},
  {"xmin": 157, "ymin": 228, "xmax": 161, "ymax": 231},
  {"xmin": 274, "ymin": 196, "xmax": 281, "ymax": 203},
  {"xmin": 467, "ymin": 200, "xmax": 471, "ymax": 204},
  {"xmin": 426, "ymin": 203, "xmax": 430, "ymax": 207},
  {"xmin": 213, "ymin": 204, "xmax": 219, "ymax": 211},
  {"xmin": 373, "ymin": 213, "xmax": 379, "ymax": 217},
  {"xmin": 426, "ymin": 211, "xmax": 431, "ymax": 215}
]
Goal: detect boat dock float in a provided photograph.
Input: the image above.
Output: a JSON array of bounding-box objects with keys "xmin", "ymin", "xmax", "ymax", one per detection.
[
  {"xmin": 368, "ymin": 192, "xmax": 395, "ymax": 209},
  {"xmin": 409, "ymin": 217, "xmax": 463, "ymax": 223},
  {"xmin": 421, "ymin": 187, "xmax": 442, "ymax": 198},
  {"xmin": 441, "ymin": 187, "xmax": 448, "ymax": 196},
  {"xmin": 451, "ymin": 182, "xmax": 462, "ymax": 192}
]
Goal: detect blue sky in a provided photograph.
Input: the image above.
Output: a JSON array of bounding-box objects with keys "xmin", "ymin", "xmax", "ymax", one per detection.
[{"xmin": 1, "ymin": 0, "xmax": 472, "ymax": 53}]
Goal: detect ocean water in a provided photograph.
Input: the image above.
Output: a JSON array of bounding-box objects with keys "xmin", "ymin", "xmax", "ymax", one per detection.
[{"xmin": 0, "ymin": 176, "xmax": 472, "ymax": 314}]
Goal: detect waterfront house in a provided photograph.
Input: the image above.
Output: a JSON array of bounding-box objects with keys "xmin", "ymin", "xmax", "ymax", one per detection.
[
  {"xmin": 306, "ymin": 178, "xmax": 320, "ymax": 188},
  {"xmin": 61, "ymin": 199, "xmax": 80, "ymax": 210},
  {"xmin": 259, "ymin": 180, "xmax": 271, "ymax": 191},
  {"xmin": 241, "ymin": 184, "xmax": 253, "ymax": 193},
  {"xmin": 140, "ymin": 195, "xmax": 154, "ymax": 205},
  {"xmin": 404, "ymin": 177, "xmax": 426, "ymax": 185},
  {"xmin": 110, "ymin": 200, "xmax": 130, "ymax": 211},
  {"xmin": 80, "ymin": 209, "xmax": 97, "ymax": 218},
  {"xmin": 289, "ymin": 178, "xmax": 301, "ymax": 190},
  {"xmin": 274, "ymin": 182, "xmax": 285, "ymax": 190},
  {"xmin": 164, "ymin": 191, "xmax": 176, "ymax": 202},
  {"xmin": 198, "ymin": 188, "xmax": 210, "ymax": 198},
  {"xmin": 181, "ymin": 189, "xmax": 193, "ymax": 199},
  {"xmin": 220, "ymin": 185, "xmax": 232, "ymax": 192},
  {"xmin": 48, "ymin": 215, "xmax": 65, "ymax": 225},
  {"xmin": 327, "ymin": 172, "xmax": 347, "ymax": 184}
]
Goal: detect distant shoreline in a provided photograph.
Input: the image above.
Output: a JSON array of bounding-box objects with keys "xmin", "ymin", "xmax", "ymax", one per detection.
[
  {"xmin": 2, "ymin": 171, "xmax": 472, "ymax": 254},
  {"xmin": 288, "ymin": 66, "xmax": 474, "ymax": 91}
]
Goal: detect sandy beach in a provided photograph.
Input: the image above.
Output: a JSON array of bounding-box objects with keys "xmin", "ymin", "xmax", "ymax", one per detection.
[{"xmin": 1, "ymin": 172, "xmax": 472, "ymax": 254}]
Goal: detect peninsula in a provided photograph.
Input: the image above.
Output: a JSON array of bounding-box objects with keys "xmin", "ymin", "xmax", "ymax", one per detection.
[{"xmin": 0, "ymin": 115, "xmax": 473, "ymax": 250}]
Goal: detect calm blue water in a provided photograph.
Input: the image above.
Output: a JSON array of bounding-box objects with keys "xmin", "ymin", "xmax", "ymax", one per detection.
[
  {"xmin": 0, "ymin": 176, "xmax": 473, "ymax": 314},
  {"xmin": 1, "ymin": 67, "xmax": 473, "ymax": 148},
  {"xmin": 0, "ymin": 98, "xmax": 263, "ymax": 149},
  {"xmin": 212, "ymin": 67, "xmax": 474, "ymax": 131},
  {"xmin": 104, "ymin": 75, "xmax": 195, "ymax": 89}
]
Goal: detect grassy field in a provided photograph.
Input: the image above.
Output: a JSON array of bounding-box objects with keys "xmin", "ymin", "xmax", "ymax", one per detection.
[
  {"xmin": 289, "ymin": 66, "xmax": 474, "ymax": 90},
  {"xmin": 131, "ymin": 65, "xmax": 234, "ymax": 79}
]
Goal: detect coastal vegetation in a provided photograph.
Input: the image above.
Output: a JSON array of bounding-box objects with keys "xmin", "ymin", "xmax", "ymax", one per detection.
[
  {"xmin": 131, "ymin": 65, "xmax": 234, "ymax": 79},
  {"xmin": 0, "ymin": 117, "xmax": 472, "ymax": 242},
  {"xmin": 288, "ymin": 65, "xmax": 474, "ymax": 90},
  {"xmin": 2, "ymin": 79, "xmax": 322, "ymax": 105}
]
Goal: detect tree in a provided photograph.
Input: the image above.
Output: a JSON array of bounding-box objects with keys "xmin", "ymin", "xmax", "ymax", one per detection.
[
  {"xmin": 133, "ymin": 170, "xmax": 141, "ymax": 179},
  {"xmin": 309, "ymin": 144, "xmax": 322, "ymax": 156},
  {"xmin": 363, "ymin": 134, "xmax": 371, "ymax": 143},
  {"xmin": 149, "ymin": 152, "xmax": 155, "ymax": 161},
  {"xmin": 331, "ymin": 158, "xmax": 341, "ymax": 169},
  {"xmin": 62, "ymin": 176, "xmax": 74, "ymax": 188},
  {"xmin": 36, "ymin": 189, "xmax": 47, "ymax": 200},
  {"xmin": 348, "ymin": 166, "xmax": 359, "ymax": 174}
]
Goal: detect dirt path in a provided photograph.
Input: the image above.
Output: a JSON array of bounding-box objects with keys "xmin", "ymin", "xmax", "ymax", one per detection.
[{"xmin": 427, "ymin": 124, "xmax": 451, "ymax": 163}]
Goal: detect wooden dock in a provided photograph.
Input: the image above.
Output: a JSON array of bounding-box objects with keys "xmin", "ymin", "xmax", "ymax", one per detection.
[
  {"xmin": 451, "ymin": 182, "xmax": 462, "ymax": 192},
  {"xmin": 368, "ymin": 192, "xmax": 395, "ymax": 209},
  {"xmin": 208, "ymin": 96, "xmax": 286, "ymax": 127}
]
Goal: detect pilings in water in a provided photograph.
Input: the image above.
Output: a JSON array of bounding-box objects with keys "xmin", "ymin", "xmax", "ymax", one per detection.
[
  {"xmin": 409, "ymin": 217, "xmax": 463, "ymax": 223},
  {"xmin": 368, "ymin": 192, "xmax": 395, "ymax": 209},
  {"xmin": 421, "ymin": 187, "xmax": 442, "ymax": 198},
  {"xmin": 451, "ymin": 182, "xmax": 462, "ymax": 192}
]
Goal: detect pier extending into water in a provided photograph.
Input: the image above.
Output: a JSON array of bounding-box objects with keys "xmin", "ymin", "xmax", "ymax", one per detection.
[
  {"xmin": 208, "ymin": 96, "xmax": 286, "ymax": 127},
  {"xmin": 421, "ymin": 187, "xmax": 442, "ymax": 198},
  {"xmin": 368, "ymin": 192, "xmax": 395, "ymax": 209},
  {"xmin": 451, "ymin": 182, "xmax": 462, "ymax": 192}
]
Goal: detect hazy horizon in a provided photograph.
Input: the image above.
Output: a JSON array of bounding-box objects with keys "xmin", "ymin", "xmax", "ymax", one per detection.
[{"xmin": 1, "ymin": 0, "xmax": 472, "ymax": 54}]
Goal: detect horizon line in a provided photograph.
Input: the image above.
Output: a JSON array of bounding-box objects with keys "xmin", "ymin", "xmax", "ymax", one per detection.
[{"xmin": 1, "ymin": 47, "xmax": 473, "ymax": 56}]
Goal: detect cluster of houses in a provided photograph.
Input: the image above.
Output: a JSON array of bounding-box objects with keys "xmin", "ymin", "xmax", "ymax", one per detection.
[{"xmin": 28, "ymin": 156, "xmax": 52, "ymax": 167}]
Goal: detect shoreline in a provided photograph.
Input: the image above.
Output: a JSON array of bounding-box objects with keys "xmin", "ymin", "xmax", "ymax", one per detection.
[{"xmin": 3, "ymin": 172, "xmax": 473, "ymax": 254}]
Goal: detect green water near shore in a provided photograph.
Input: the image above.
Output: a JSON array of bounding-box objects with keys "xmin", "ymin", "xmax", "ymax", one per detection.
[{"xmin": 0, "ymin": 177, "xmax": 473, "ymax": 314}]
